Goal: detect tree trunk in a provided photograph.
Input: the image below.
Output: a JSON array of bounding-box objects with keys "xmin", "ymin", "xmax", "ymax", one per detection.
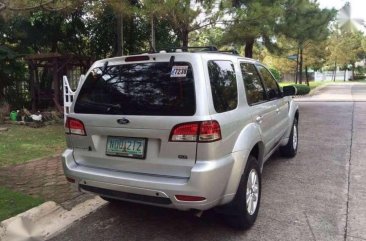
[
  {"xmin": 244, "ymin": 38, "xmax": 255, "ymax": 58},
  {"xmin": 181, "ymin": 28, "xmax": 189, "ymax": 48},
  {"xmin": 295, "ymin": 48, "xmax": 300, "ymax": 84},
  {"xmin": 299, "ymin": 47, "xmax": 303, "ymax": 84},
  {"xmin": 305, "ymin": 66, "xmax": 309, "ymax": 86},
  {"xmin": 151, "ymin": 16, "xmax": 156, "ymax": 51},
  {"xmin": 29, "ymin": 63, "xmax": 36, "ymax": 112},
  {"xmin": 52, "ymin": 58, "xmax": 61, "ymax": 112},
  {"xmin": 344, "ymin": 68, "xmax": 346, "ymax": 82},
  {"xmin": 333, "ymin": 61, "xmax": 337, "ymax": 82},
  {"xmin": 352, "ymin": 63, "xmax": 355, "ymax": 80},
  {"xmin": 117, "ymin": 13, "xmax": 124, "ymax": 56}
]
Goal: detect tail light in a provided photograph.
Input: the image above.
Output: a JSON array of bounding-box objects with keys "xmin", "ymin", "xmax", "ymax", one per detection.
[
  {"xmin": 65, "ymin": 117, "xmax": 86, "ymax": 136},
  {"xmin": 169, "ymin": 120, "xmax": 221, "ymax": 142}
]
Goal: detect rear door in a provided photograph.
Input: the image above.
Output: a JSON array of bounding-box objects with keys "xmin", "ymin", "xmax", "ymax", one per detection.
[
  {"xmin": 67, "ymin": 56, "xmax": 204, "ymax": 178},
  {"xmin": 256, "ymin": 64, "xmax": 289, "ymax": 144},
  {"xmin": 240, "ymin": 62, "xmax": 278, "ymax": 155}
]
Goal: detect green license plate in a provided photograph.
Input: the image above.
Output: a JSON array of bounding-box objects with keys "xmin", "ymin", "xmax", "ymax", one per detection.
[{"xmin": 106, "ymin": 137, "xmax": 147, "ymax": 159}]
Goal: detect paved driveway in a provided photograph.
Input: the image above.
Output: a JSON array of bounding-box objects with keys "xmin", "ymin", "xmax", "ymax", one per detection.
[{"xmin": 50, "ymin": 82, "xmax": 366, "ymax": 241}]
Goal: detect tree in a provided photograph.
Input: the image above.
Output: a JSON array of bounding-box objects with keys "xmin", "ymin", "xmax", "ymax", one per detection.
[
  {"xmin": 302, "ymin": 40, "xmax": 328, "ymax": 84},
  {"xmin": 220, "ymin": 0, "xmax": 284, "ymax": 58},
  {"xmin": 278, "ymin": 0, "xmax": 335, "ymax": 84},
  {"xmin": 0, "ymin": 0, "xmax": 82, "ymax": 11},
  {"xmin": 190, "ymin": 26, "xmax": 224, "ymax": 47},
  {"xmin": 158, "ymin": 0, "xmax": 217, "ymax": 48},
  {"xmin": 0, "ymin": 16, "xmax": 28, "ymax": 108},
  {"xmin": 327, "ymin": 29, "xmax": 365, "ymax": 81}
]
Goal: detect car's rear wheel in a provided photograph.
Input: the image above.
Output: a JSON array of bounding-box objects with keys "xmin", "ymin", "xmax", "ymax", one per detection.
[
  {"xmin": 280, "ymin": 118, "xmax": 298, "ymax": 158},
  {"xmin": 223, "ymin": 155, "xmax": 261, "ymax": 229}
]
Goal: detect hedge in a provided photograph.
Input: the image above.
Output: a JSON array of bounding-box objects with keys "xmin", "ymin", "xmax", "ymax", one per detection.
[{"xmin": 293, "ymin": 84, "xmax": 311, "ymax": 95}]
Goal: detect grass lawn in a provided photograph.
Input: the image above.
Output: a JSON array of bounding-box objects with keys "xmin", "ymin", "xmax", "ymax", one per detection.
[
  {"xmin": 279, "ymin": 81, "xmax": 333, "ymax": 90},
  {"xmin": 0, "ymin": 124, "xmax": 65, "ymax": 167},
  {"xmin": 0, "ymin": 187, "xmax": 43, "ymax": 221},
  {"xmin": 279, "ymin": 79, "xmax": 366, "ymax": 90}
]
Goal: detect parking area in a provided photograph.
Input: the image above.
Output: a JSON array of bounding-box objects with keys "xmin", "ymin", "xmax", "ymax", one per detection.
[{"xmin": 50, "ymin": 83, "xmax": 366, "ymax": 241}]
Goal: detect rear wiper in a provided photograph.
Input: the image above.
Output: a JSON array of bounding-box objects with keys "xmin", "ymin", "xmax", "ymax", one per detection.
[{"xmin": 102, "ymin": 61, "xmax": 109, "ymax": 74}]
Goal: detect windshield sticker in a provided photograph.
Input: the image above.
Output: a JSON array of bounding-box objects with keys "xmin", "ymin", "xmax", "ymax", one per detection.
[{"xmin": 170, "ymin": 66, "xmax": 188, "ymax": 77}]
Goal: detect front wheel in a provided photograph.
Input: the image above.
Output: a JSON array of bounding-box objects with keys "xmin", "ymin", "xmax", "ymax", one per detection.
[
  {"xmin": 223, "ymin": 155, "xmax": 261, "ymax": 229},
  {"xmin": 280, "ymin": 118, "xmax": 298, "ymax": 158}
]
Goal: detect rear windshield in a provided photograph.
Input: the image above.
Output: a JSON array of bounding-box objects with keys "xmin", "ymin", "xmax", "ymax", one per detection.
[{"xmin": 74, "ymin": 62, "xmax": 196, "ymax": 116}]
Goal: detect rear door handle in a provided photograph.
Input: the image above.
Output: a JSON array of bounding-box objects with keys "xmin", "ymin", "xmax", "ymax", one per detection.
[{"xmin": 256, "ymin": 116, "xmax": 263, "ymax": 123}]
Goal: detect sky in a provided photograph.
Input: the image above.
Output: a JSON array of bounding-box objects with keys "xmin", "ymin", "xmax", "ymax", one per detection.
[{"xmin": 317, "ymin": 0, "xmax": 365, "ymax": 21}]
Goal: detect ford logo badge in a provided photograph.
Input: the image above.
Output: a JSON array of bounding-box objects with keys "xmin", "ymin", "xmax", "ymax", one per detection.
[{"xmin": 117, "ymin": 118, "xmax": 130, "ymax": 125}]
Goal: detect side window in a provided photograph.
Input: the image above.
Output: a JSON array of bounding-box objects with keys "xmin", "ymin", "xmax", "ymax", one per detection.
[
  {"xmin": 256, "ymin": 65, "xmax": 281, "ymax": 100},
  {"xmin": 208, "ymin": 60, "xmax": 238, "ymax": 113},
  {"xmin": 240, "ymin": 63, "xmax": 266, "ymax": 105}
]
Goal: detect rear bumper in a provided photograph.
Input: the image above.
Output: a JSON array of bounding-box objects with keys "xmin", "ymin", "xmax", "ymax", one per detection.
[{"xmin": 62, "ymin": 148, "xmax": 245, "ymax": 211}]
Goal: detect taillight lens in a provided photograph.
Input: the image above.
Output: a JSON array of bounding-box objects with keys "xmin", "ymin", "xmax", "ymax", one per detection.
[
  {"xmin": 199, "ymin": 121, "xmax": 221, "ymax": 142},
  {"xmin": 170, "ymin": 122, "xmax": 199, "ymax": 142},
  {"xmin": 169, "ymin": 120, "xmax": 221, "ymax": 142},
  {"xmin": 65, "ymin": 117, "xmax": 86, "ymax": 136}
]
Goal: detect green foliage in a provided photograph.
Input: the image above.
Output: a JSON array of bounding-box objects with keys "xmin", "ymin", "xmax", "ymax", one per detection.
[
  {"xmin": 221, "ymin": 0, "xmax": 284, "ymax": 57},
  {"xmin": 279, "ymin": 0, "xmax": 336, "ymax": 45},
  {"xmin": 326, "ymin": 28, "xmax": 365, "ymax": 80},
  {"xmin": 0, "ymin": 187, "xmax": 43, "ymax": 221},
  {"xmin": 0, "ymin": 0, "xmax": 363, "ymax": 108},
  {"xmin": 190, "ymin": 27, "xmax": 224, "ymax": 47},
  {"xmin": 269, "ymin": 67, "xmax": 281, "ymax": 81},
  {"xmin": 0, "ymin": 21, "xmax": 29, "ymax": 108}
]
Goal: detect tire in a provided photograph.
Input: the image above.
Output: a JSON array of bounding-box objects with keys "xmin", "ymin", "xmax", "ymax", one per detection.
[
  {"xmin": 280, "ymin": 118, "xmax": 298, "ymax": 158},
  {"xmin": 222, "ymin": 155, "xmax": 261, "ymax": 230}
]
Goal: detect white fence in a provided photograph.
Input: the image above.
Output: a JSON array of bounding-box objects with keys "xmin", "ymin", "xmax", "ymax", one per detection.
[{"xmin": 314, "ymin": 70, "xmax": 351, "ymax": 81}]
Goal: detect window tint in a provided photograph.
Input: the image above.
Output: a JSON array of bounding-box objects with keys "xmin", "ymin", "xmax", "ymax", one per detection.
[
  {"xmin": 208, "ymin": 60, "xmax": 238, "ymax": 113},
  {"xmin": 240, "ymin": 63, "xmax": 266, "ymax": 105},
  {"xmin": 74, "ymin": 62, "xmax": 196, "ymax": 116},
  {"xmin": 256, "ymin": 65, "xmax": 281, "ymax": 100}
]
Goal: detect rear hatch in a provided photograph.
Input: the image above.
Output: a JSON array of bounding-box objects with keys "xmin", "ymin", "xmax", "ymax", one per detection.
[{"xmin": 67, "ymin": 56, "xmax": 202, "ymax": 178}]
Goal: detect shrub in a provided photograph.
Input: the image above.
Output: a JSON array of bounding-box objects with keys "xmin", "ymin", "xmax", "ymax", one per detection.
[
  {"xmin": 293, "ymin": 84, "xmax": 310, "ymax": 95},
  {"xmin": 352, "ymin": 74, "xmax": 366, "ymax": 80}
]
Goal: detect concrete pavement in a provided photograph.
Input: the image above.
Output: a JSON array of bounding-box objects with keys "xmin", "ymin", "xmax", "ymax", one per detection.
[
  {"xmin": 49, "ymin": 82, "xmax": 366, "ymax": 241},
  {"xmin": 297, "ymin": 82, "xmax": 366, "ymax": 102}
]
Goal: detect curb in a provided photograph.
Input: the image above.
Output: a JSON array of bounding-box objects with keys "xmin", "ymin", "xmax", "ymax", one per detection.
[
  {"xmin": 308, "ymin": 83, "xmax": 329, "ymax": 96},
  {"xmin": 0, "ymin": 196, "xmax": 107, "ymax": 241}
]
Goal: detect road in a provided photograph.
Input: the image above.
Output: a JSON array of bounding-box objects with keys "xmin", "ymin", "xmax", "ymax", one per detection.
[{"xmin": 50, "ymin": 82, "xmax": 366, "ymax": 241}]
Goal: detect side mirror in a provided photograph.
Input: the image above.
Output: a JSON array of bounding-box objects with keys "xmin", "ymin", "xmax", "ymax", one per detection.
[{"xmin": 282, "ymin": 85, "xmax": 297, "ymax": 96}]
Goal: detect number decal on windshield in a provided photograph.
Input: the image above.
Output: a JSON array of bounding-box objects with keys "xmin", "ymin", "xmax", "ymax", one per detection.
[{"xmin": 170, "ymin": 66, "xmax": 188, "ymax": 78}]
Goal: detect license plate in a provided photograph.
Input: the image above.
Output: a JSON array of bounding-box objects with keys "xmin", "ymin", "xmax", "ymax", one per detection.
[{"xmin": 106, "ymin": 137, "xmax": 147, "ymax": 159}]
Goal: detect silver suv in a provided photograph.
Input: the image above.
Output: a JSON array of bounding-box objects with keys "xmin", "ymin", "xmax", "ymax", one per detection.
[{"xmin": 62, "ymin": 49, "xmax": 299, "ymax": 229}]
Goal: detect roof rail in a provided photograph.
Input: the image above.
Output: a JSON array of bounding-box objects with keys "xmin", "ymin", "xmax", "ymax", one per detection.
[
  {"xmin": 219, "ymin": 49, "xmax": 240, "ymax": 55},
  {"xmin": 143, "ymin": 46, "xmax": 241, "ymax": 56},
  {"xmin": 169, "ymin": 46, "xmax": 218, "ymax": 52}
]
